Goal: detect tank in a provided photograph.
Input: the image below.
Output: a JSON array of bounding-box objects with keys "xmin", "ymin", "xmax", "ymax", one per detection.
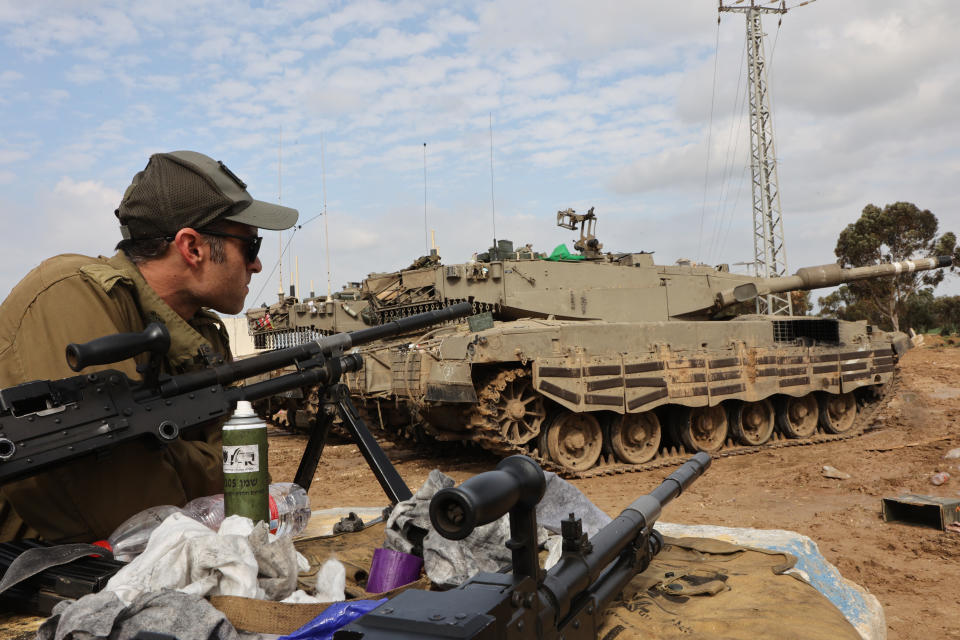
[
  {"xmin": 251, "ymin": 209, "xmax": 952, "ymax": 475},
  {"xmin": 343, "ymin": 209, "xmax": 953, "ymax": 475},
  {"xmin": 246, "ymin": 283, "xmax": 370, "ymax": 349},
  {"xmin": 242, "ymin": 284, "xmax": 371, "ymax": 431}
]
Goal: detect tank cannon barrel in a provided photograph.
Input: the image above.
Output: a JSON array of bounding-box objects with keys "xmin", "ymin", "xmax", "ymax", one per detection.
[{"xmin": 716, "ymin": 256, "xmax": 953, "ymax": 309}]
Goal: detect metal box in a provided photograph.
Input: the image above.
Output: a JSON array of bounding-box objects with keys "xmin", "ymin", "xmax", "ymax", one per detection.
[{"xmin": 881, "ymin": 494, "xmax": 960, "ymax": 530}]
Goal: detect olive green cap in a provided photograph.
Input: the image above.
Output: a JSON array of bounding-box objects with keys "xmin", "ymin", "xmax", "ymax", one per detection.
[{"xmin": 115, "ymin": 150, "xmax": 298, "ymax": 240}]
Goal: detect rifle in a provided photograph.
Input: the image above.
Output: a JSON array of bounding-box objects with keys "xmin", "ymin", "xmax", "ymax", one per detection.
[
  {"xmin": 335, "ymin": 452, "xmax": 711, "ymax": 640},
  {"xmin": 0, "ymin": 302, "xmax": 473, "ymax": 503}
]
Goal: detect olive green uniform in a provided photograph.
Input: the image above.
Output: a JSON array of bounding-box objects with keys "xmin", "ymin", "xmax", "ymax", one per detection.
[{"xmin": 0, "ymin": 252, "xmax": 229, "ymax": 543}]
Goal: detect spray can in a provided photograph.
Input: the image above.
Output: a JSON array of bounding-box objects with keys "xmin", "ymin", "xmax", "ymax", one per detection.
[{"xmin": 221, "ymin": 400, "xmax": 269, "ymax": 523}]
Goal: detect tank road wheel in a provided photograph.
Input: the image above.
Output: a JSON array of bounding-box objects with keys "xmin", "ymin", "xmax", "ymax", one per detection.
[
  {"xmin": 730, "ymin": 400, "xmax": 775, "ymax": 446},
  {"xmin": 542, "ymin": 412, "xmax": 603, "ymax": 472},
  {"xmin": 817, "ymin": 392, "xmax": 857, "ymax": 434},
  {"xmin": 494, "ymin": 376, "xmax": 547, "ymax": 445},
  {"xmin": 775, "ymin": 395, "xmax": 819, "ymax": 439},
  {"xmin": 610, "ymin": 412, "xmax": 662, "ymax": 464},
  {"xmin": 675, "ymin": 405, "xmax": 728, "ymax": 453}
]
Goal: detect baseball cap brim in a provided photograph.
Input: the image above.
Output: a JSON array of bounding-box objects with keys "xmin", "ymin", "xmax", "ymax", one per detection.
[{"xmin": 223, "ymin": 199, "xmax": 299, "ymax": 231}]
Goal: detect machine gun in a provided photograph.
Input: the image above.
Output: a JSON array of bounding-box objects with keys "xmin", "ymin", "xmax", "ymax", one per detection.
[
  {"xmin": 0, "ymin": 302, "xmax": 473, "ymax": 503},
  {"xmin": 335, "ymin": 451, "xmax": 711, "ymax": 640}
]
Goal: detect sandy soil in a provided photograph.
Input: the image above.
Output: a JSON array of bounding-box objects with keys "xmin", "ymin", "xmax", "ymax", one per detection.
[{"xmin": 269, "ymin": 339, "xmax": 960, "ymax": 640}]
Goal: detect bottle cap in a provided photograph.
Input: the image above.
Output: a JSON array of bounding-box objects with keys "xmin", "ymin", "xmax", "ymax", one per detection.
[
  {"xmin": 223, "ymin": 400, "xmax": 265, "ymax": 429},
  {"xmin": 234, "ymin": 401, "xmax": 256, "ymax": 417}
]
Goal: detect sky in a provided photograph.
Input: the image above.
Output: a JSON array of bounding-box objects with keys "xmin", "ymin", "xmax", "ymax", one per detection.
[{"xmin": 1, "ymin": 0, "xmax": 958, "ymax": 314}]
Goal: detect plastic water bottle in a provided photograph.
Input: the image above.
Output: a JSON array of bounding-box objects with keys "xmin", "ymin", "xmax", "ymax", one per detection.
[
  {"xmin": 182, "ymin": 493, "xmax": 225, "ymax": 529},
  {"xmin": 183, "ymin": 482, "xmax": 311, "ymax": 536},
  {"xmin": 105, "ymin": 484, "xmax": 311, "ymax": 561},
  {"xmin": 106, "ymin": 504, "xmax": 183, "ymax": 562},
  {"xmin": 268, "ymin": 482, "xmax": 311, "ymax": 538}
]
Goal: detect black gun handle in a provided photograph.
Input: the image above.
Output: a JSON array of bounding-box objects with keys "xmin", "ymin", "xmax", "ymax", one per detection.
[{"xmin": 66, "ymin": 322, "xmax": 170, "ymax": 372}]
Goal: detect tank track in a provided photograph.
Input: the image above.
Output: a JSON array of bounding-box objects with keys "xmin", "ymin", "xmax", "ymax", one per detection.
[{"xmin": 461, "ymin": 367, "xmax": 897, "ymax": 479}]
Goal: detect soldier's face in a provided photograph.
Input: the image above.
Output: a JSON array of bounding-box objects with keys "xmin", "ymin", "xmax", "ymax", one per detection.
[{"xmin": 203, "ymin": 222, "xmax": 263, "ymax": 315}]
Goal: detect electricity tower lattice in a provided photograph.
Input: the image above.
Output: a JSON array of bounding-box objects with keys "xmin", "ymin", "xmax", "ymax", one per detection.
[{"xmin": 719, "ymin": 0, "xmax": 794, "ymax": 315}]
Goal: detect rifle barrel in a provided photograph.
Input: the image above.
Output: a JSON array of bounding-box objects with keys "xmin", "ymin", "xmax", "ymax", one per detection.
[{"xmin": 541, "ymin": 452, "xmax": 711, "ymax": 625}]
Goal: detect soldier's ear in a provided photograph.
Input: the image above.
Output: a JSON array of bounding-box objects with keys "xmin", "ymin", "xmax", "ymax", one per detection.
[{"xmin": 172, "ymin": 228, "xmax": 205, "ymax": 268}]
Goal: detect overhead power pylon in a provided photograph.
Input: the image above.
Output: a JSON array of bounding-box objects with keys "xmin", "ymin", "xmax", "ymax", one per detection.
[{"xmin": 719, "ymin": 0, "xmax": 793, "ymax": 315}]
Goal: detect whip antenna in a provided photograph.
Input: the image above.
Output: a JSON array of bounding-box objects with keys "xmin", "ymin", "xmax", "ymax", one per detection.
[
  {"xmin": 489, "ymin": 112, "xmax": 497, "ymax": 257},
  {"xmin": 322, "ymin": 133, "xmax": 332, "ymax": 300},
  {"xmin": 423, "ymin": 142, "xmax": 429, "ymax": 254},
  {"xmin": 278, "ymin": 126, "xmax": 284, "ymax": 300}
]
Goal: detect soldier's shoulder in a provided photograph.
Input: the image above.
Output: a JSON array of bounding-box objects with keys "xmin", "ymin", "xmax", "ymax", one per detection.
[
  {"xmin": 5, "ymin": 254, "xmax": 100, "ymax": 300},
  {"xmin": 2, "ymin": 254, "xmax": 132, "ymax": 315}
]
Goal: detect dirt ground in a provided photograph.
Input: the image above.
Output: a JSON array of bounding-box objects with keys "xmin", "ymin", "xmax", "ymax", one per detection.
[{"xmin": 269, "ymin": 338, "xmax": 960, "ymax": 640}]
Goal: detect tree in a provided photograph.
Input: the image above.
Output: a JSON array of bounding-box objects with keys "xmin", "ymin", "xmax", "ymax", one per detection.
[
  {"xmin": 789, "ymin": 291, "xmax": 812, "ymax": 316},
  {"xmin": 818, "ymin": 285, "xmax": 876, "ymax": 325},
  {"xmin": 900, "ymin": 288, "xmax": 938, "ymax": 334},
  {"xmin": 832, "ymin": 202, "xmax": 957, "ymax": 332},
  {"xmin": 935, "ymin": 295, "xmax": 960, "ymax": 335}
]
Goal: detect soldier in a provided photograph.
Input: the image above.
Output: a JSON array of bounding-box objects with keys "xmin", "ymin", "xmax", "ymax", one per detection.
[{"xmin": 0, "ymin": 151, "xmax": 298, "ymax": 542}]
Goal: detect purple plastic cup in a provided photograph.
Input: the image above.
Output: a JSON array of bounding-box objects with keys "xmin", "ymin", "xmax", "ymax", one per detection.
[{"xmin": 366, "ymin": 547, "xmax": 423, "ymax": 593}]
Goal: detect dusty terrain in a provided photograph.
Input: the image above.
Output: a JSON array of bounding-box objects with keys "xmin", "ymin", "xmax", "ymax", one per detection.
[{"xmin": 269, "ymin": 339, "xmax": 960, "ymax": 640}]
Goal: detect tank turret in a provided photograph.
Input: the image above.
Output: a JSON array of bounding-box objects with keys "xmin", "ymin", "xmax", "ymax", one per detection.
[{"xmin": 349, "ymin": 211, "xmax": 949, "ymax": 325}]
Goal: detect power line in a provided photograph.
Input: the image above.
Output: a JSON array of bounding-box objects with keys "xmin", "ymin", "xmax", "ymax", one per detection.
[{"xmin": 697, "ymin": 18, "xmax": 722, "ymax": 263}]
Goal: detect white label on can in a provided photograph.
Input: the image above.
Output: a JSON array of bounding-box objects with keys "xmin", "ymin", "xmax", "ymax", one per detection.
[{"xmin": 222, "ymin": 444, "xmax": 260, "ymax": 473}]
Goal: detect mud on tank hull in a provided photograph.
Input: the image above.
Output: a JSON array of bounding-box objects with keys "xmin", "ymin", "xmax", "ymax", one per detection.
[{"xmin": 345, "ymin": 315, "xmax": 910, "ymax": 476}]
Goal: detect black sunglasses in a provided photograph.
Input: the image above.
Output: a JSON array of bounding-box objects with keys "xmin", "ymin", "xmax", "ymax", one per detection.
[{"xmin": 198, "ymin": 229, "xmax": 263, "ymax": 263}]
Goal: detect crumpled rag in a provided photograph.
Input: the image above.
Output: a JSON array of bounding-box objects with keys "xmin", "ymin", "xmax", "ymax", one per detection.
[{"xmin": 105, "ymin": 512, "xmax": 299, "ymax": 605}]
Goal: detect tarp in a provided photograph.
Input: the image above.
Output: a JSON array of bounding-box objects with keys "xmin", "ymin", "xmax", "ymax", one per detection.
[
  {"xmin": 654, "ymin": 522, "xmax": 885, "ymax": 640},
  {"xmin": 544, "ymin": 244, "xmax": 585, "ymax": 261}
]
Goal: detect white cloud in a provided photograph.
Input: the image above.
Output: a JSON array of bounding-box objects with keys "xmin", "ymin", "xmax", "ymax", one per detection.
[
  {"xmin": 608, "ymin": 143, "xmax": 705, "ymax": 194},
  {"xmin": 244, "ymin": 49, "xmax": 305, "ymax": 77},
  {"xmin": 3, "ymin": 7, "xmax": 140, "ymax": 59},
  {"xmin": 65, "ymin": 64, "xmax": 107, "ymax": 85},
  {"xmin": 142, "ymin": 75, "xmax": 181, "ymax": 91},
  {"xmin": 210, "ymin": 80, "xmax": 258, "ymax": 101},
  {"xmin": 332, "ymin": 27, "xmax": 443, "ymax": 64},
  {"xmin": 192, "ymin": 34, "xmax": 236, "ymax": 60},
  {"xmin": 0, "ymin": 148, "xmax": 30, "ymax": 164},
  {"xmin": 0, "ymin": 178, "xmax": 125, "ymax": 276},
  {"xmin": 43, "ymin": 89, "xmax": 70, "ymax": 104},
  {"xmin": 0, "ymin": 69, "xmax": 21, "ymax": 87}
]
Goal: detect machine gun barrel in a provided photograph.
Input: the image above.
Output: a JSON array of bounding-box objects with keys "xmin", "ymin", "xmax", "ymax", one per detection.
[{"xmin": 715, "ymin": 256, "xmax": 952, "ymax": 309}]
